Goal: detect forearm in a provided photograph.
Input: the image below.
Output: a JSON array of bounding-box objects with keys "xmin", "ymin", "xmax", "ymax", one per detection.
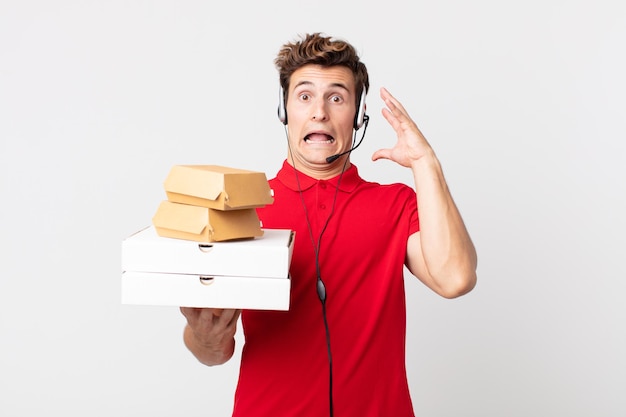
[
  {"xmin": 183, "ymin": 324, "xmax": 236, "ymax": 366},
  {"xmin": 374, "ymin": 86, "xmax": 477, "ymax": 295},
  {"xmin": 410, "ymin": 151, "xmax": 477, "ymax": 296}
]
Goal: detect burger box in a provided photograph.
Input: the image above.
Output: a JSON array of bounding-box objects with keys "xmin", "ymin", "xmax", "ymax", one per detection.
[
  {"xmin": 152, "ymin": 200, "xmax": 263, "ymax": 242},
  {"xmin": 121, "ymin": 226, "xmax": 295, "ymax": 310},
  {"xmin": 163, "ymin": 164, "xmax": 274, "ymax": 210}
]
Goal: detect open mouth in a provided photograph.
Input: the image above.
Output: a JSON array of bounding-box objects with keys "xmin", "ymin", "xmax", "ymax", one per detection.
[{"xmin": 304, "ymin": 133, "xmax": 335, "ymax": 144}]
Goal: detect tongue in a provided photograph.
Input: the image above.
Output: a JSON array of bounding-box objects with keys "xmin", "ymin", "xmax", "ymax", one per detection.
[{"xmin": 307, "ymin": 133, "xmax": 331, "ymax": 142}]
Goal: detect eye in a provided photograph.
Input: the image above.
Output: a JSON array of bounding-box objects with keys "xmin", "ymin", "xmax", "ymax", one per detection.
[
  {"xmin": 330, "ymin": 95, "xmax": 343, "ymax": 104},
  {"xmin": 299, "ymin": 93, "xmax": 311, "ymax": 101}
]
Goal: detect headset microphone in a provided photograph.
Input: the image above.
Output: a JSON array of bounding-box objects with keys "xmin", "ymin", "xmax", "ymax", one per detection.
[{"xmin": 325, "ymin": 115, "xmax": 369, "ymax": 163}]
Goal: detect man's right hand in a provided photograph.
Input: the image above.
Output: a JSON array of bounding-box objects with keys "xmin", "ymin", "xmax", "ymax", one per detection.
[{"xmin": 180, "ymin": 307, "xmax": 242, "ymax": 366}]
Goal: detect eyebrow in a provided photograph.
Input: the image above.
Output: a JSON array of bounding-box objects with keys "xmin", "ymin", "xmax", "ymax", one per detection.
[{"xmin": 293, "ymin": 80, "xmax": 350, "ymax": 92}]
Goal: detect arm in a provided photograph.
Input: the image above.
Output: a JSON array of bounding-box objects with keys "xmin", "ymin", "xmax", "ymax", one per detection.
[
  {"xmin": 372, "ymin": 87, "xmax": 477, "ymax": 298},
  {"xmin": 180, "ymin": 307, "xmax": 242, "ymax": 366}
]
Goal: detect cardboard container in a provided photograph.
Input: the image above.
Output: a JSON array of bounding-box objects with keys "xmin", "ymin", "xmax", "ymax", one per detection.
[
  {"xmin": 152, "ymin": 200, "xmax": 263, "ymax": 242},
  {"xmin": 122, "ymin": 226, "xmax": 295, "ymax": 279},
  {"xmin": 164, "ymin": 165, "xmax": 274, "ymax": 210},
  {"xmin": 122, "ymin": 271, "xmax": 290, "ymax": 310}
]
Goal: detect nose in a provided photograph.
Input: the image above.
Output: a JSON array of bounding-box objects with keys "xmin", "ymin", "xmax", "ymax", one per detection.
[{"xmin": 311, "ymin": 99, "xmax": 328, "ymax": 122}]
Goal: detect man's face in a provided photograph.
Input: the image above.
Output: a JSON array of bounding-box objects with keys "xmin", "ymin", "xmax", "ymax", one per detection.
[{"xmin": 285, "ymin": 64, "xmax": 358, "ymax": 178}]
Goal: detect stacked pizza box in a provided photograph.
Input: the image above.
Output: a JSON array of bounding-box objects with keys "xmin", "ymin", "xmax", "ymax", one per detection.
[{"xmin": 121, "ymin": 165, "xmax": 294, "ymax": 310}]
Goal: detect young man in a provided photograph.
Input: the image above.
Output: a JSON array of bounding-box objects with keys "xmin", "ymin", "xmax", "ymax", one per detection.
[{"xmin": 181, "ymin": 33, "xmax": 477, "ymax": 416}]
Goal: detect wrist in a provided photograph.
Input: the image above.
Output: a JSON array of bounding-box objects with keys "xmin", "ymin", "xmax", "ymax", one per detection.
[{"xmin": 409, "ymin": 149, "xmax": 440, "ymax": 171}]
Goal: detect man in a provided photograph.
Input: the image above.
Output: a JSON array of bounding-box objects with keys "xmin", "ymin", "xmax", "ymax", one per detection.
[{"xmin": 181, "ymin": 33, "xmax": 477, "ymax": 416}]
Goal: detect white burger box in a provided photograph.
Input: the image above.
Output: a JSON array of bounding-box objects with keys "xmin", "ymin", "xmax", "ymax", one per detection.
[{"xmin": 121, "ymin": 226, "xmax": 294, "ymax": 310}]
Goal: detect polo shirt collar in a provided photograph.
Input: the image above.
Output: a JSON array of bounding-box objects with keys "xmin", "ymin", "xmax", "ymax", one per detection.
[{"xmin": 276, "ymin": 160, "xmax": 361, "ymax": 193}]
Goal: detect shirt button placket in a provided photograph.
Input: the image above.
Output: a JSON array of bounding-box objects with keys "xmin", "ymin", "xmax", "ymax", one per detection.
[{"xmin": 319, "ymin": 181, "xmax": 327, "ymax": 210}]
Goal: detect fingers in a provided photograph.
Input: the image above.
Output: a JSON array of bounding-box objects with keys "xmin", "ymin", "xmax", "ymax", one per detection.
[
  {"xmin": 381, "ymin": 87, "xmax": 421, "ymax": 138},
  {"xmin": 181, "ymin": 307, "xmax": 241, "ymax": 349},
  {"xmin": 230, "ymin": 309, "xmax": 242, "ymax": 326},
  {"xmin": 216, "ymin": 309, "xmax": 242, "ymax": 328},
  {"xmin": 372, "ymin": 148, "xmax": 392, "ymax": 162},
  {"xmin": 380, "ymin": 88, "xmax": 405, "ymax": 133},
  {"xmin": 179, "ymin": 306, "xmax": 197, "ymax": 321},
  {"xmin": 210, "ymin": 309, "xmax": 241, "ymax": 344},
  {"xmin": 380, "ymin": 87, "xmax": 409, "ymax": 120},
  {"xmin": 180, "ymin": 307, "xmax": 241, "ymax": 329}
]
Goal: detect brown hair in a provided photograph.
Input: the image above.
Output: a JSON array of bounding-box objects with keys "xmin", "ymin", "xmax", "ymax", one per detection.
[{"xmin": 275, "ymin": 33, "xmax": 369, "ymax": 105}]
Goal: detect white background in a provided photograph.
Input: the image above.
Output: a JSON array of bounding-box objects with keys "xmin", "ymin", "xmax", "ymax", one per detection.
[{"xmin": 1, "ymin": 0, "xmax": 625, "ymax": 416}]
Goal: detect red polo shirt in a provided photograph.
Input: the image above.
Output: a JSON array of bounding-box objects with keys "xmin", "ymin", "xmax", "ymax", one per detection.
[{"xmin": 233, "ymin": 160, "xmax": 420, "ymax": 417}]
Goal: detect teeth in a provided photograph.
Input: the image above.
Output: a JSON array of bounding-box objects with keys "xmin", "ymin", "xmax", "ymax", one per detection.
[
  {"xmin": 304, "ymin": 135, "xmax": 334, "ymax": 143},
  {"xmin": 305, "ymin": 138, "xmax": 333, "ymax": 143}
]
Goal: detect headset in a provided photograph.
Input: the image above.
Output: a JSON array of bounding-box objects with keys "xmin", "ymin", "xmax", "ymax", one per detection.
[{"xmin": 278, "ymin": 86, "xmax": 367, "ymax": 130}]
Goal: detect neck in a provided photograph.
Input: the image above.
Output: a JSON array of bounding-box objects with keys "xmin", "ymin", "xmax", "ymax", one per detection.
[{"xmin": 286, "ymin": 155, "xmax": 351, "ymax": 180}]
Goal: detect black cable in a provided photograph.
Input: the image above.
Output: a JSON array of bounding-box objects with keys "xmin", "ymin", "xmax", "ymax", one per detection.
[
  {"xmin": 319, "ymin": 294, "xmax": 333, "ymax": 416},
  {"xmin": 286, "ymin": 125, "xmax": 354, "ymax": 417}
]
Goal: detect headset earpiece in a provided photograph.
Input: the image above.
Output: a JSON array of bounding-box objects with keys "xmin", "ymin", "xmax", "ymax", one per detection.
[
  {"xmin": 354, "ymin": 88, "xmax": 367, "ymax": 130},
  {"xmin": 278, "ymin": 87, "xmax": 287, "ymax": 125}
]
